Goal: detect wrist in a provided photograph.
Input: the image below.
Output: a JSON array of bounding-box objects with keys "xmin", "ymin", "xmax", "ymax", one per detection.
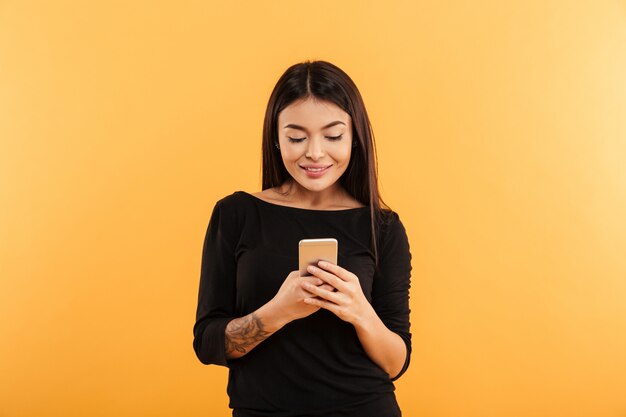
[
  {"xmin": 262, "ymin": 299, "xmax": 291, "ymax": 331},
  {"xmin": 352, "ymin": 304, "xmax": 380, "ymax": 333}
]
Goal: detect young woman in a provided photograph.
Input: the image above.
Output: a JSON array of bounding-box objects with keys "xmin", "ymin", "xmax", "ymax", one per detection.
[{"xmin": 193, "ymin": 60, "xmax": 412, "ymax": 417}]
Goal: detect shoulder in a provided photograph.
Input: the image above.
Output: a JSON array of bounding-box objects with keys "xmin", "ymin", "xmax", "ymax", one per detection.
[
  {"xmin": 211, "ymin": 191, "xmax": 257, "ymax": 214},
  {"xmin": 207, "ymin": 191, "xmax": 255, "ymax": 229},
  {"xmin": 378, "ymin": 209, "xmax": 404, "ymax": 234},
  {"xmin": 377, "ymin": 209, "xmax": 410, "ymax": 252},
  {"xmin": 205, "ymin": 192, "xmax": 254, "ymax": 246}
]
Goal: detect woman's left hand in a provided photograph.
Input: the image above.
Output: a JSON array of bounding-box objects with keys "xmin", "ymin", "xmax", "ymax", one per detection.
[{"xmin": 301, "ymin": 261, "xmax": 375, "ymax": 326}]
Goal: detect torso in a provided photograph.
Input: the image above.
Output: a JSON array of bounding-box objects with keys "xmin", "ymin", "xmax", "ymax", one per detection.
[
  {"xmin": 221, "ymin": 191, "xmax": 394, "ymax": 412},
  {"xmin": 201, "ymin": 190, "xmax": 411, "ymax": 414}
]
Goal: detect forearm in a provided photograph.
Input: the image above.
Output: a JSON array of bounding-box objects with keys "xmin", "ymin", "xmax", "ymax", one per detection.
[
  {"xmin": 354, "ymin": 308, "xmax": 407, "ymax": 379},
  {"xmin": 225, "ymin": 300, "xmax": 290, "ymax": 360}
]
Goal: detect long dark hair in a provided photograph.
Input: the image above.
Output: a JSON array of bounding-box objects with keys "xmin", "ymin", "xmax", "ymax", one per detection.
[{"xmin": 261, "ymin": 60, "xmax": 392, "ymax": 265}]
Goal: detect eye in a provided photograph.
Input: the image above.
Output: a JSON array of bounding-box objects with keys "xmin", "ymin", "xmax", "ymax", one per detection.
[
  {"xmin": 288, "ymin": 137, "xmax": 306, "ymax": 143},
  {"xmin": 326, "ymin": 134, "xmax": 343, "ymax": 141}
]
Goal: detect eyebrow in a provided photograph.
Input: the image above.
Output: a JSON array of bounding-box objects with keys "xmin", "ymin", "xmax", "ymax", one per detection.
[{"xmin": 283, "ymin": 121, "xmax": 346, "ymax": 131}]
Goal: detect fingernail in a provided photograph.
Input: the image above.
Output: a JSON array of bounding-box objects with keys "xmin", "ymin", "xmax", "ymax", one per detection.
[
  {"xmin": 308, "ymin": 265, "xmax": 316, "ymax": 272},
  {"xmin": 318, "ymin": 261, "xmax": 327, "ymax": 268}
]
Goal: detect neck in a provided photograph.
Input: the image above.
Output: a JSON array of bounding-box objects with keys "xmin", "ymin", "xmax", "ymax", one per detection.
[{"xmin": 277, "ymin": 180, "xmax": 349, "ymax": 209}]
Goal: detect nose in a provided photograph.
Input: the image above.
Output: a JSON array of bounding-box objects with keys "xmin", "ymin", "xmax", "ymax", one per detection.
[{"xmin": 305, "ymin": 136, "xmax": 325, "ymax": 161}]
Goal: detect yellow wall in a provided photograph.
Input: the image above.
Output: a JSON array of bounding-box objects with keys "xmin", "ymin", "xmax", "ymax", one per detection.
[{"xmin": 1, "ymin": 1, "xmax": 625, "ymax": 416}]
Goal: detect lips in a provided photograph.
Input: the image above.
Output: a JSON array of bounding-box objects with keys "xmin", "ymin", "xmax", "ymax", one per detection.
[
  {"xmin": 300, "ymin": 164, "xmax": 332, "ymax": 178},
  {"xmin": 301, "ymin": 165, "xmax": 331, "ymax": 172}
]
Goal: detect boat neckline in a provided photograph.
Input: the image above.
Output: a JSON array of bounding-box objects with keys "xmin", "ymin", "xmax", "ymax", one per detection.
[{"xmin": 237, "ymin": 191, "xmax": 369, "ymax": 213}]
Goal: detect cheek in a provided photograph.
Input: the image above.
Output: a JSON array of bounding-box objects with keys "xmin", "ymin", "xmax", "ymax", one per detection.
[
  {"xmin": 279, "ymin": 146, "xmax": 301, "ymax": 161},
  {"xmin": 333, "ymin": 145, "xmax": 352, "ymax": 165}
]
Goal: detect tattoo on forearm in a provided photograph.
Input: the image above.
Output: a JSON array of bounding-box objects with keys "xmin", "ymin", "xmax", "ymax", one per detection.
[{"xmin": 225, "ymin": 312, "xmax": 272, "ymax": 357}]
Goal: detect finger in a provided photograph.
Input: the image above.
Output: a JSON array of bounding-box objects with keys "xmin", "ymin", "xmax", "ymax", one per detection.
[
  {"xmin": 307, "ymin": 265, "xmax": 348, "ymax": 291},
  {"xmin": 316, "ymin": 261, "xmax": 356, "ymax": 282},
  {"xmin": 303, "ymin": 296, "xmax": 340, "ymax": 314},
  {"xmin": 301, "ymin": 281, "xmax": 343, "ymax": 304},
  {"xmin": 302, "ymin": 276, "xmax": 324, "ymax": 286}
]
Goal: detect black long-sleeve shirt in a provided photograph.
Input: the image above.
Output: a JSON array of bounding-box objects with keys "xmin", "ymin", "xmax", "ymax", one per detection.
[{"xmin": 193, "ymin": 191, "xmax": 412, "ymax": 416}]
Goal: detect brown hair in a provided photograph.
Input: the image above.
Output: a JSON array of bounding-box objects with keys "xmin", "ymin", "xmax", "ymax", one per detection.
[{"xmin": 261, "ymin": 60, "xmax": 392, "ymax": 265}]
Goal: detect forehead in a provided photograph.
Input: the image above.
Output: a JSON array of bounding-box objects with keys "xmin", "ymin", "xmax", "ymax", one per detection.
[{"xmin": 278, "ymin": 98, "xmax": 350, "ymax": 128}]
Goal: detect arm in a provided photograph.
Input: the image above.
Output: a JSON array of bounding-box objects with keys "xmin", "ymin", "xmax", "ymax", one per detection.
[
  {"xmin": 302, "ymin": 261, "xmax": 410, "ymax": 379},
  {"xmin": 352, "ymin": 303, "xmax": 408, "ymax": 379},
  {"xmin": 193, "ymin": 199, "xmax": 239, "ymax": 366},
  {"xmin": 225, "ymin": 270, "xmax": 334, "ymax": 359},
  {"xmin": 368, "ymin": 212, "xmax": 413, "ymax": 380},
  {"xmin": 224, "ymin": 300, "xmax": 288, "ymax": 360},
  {"xmin": 302, "ymin": 212, "xmax": 412, "ymax": 380}
]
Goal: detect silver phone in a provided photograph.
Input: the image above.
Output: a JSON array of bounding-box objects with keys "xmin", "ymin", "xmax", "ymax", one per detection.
[{"xmin": 298, "ymin": 238, "xmax": 338, "ymax": 276}]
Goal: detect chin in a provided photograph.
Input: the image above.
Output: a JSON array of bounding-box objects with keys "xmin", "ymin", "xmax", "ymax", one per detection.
[{"xmin": 294, "ymin": 177, "xmax": 336, "ymax": 193}]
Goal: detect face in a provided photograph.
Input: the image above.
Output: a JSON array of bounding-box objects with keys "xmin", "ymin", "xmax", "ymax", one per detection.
[{"xmin": 276, "ymin": 98, "xmax": 353, "ymax": 194}]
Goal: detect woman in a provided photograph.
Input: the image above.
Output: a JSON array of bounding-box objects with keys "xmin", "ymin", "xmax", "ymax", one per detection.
[{"xmin": 193, "ymin": 60, "xmax": 412, "ymax": 417}]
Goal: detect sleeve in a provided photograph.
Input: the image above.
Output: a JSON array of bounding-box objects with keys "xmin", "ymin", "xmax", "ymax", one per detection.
[
  {"xmin": 192, "ymin": 198, "xmax": 239, "ymax": 367},
  {"xmin": 371, "ymin": 211, "xmax": 413, "ymax": 381}
]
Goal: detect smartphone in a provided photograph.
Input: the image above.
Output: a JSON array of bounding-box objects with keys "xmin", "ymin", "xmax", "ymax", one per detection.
[{"xmin": 298, "ymin": 238, "xmax": 338, "ymax": 276}]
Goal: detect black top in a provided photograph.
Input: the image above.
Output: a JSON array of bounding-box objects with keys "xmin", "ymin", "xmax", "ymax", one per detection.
[{"xmin": 193, "ymin": 191, "xmax": 412, "ymax": 416}]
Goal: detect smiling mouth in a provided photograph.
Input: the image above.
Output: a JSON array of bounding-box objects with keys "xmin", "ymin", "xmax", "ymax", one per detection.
[
  {"xmin": 301, "ymin": 166, "xmax": 331, "ymax": 172},
  {"xmin": 299, "ymin": 165, "xmax": 332, "ymax": 177}
]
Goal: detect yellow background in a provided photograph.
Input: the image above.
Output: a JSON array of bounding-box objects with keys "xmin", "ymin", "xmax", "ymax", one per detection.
[{"xmin": 1, "ymin": 1, "xmax": 625, "ymax": 416}]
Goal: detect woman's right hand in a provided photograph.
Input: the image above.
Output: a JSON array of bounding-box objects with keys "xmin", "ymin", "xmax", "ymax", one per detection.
[
  {"xmin": 223, "ymin": 271, "xmax": 335, "ymax": 360},
  {"xmin": 270, "ymin": 270, "xmax": 334, "ymax": 322}
]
